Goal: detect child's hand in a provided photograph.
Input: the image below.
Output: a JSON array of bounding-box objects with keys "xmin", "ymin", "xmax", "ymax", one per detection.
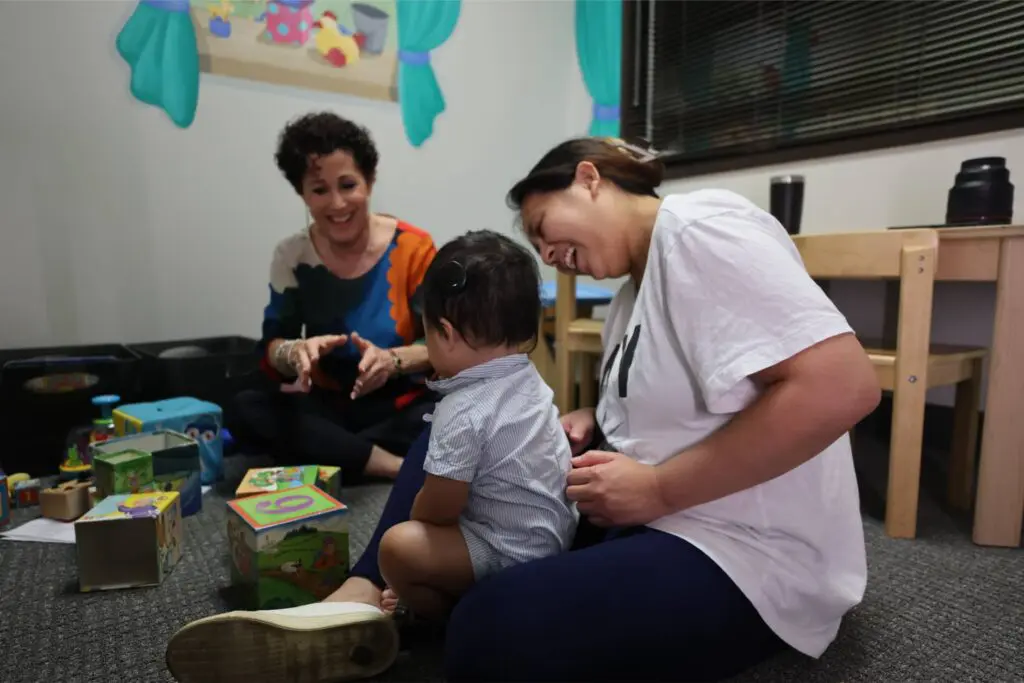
[
  {"xmin": 561, "ymin": 408, "xmax": 596, "ymax": 455},
  {"xmin": 380, "ymin": 587, "xmax": 400, "ymax": 615}
]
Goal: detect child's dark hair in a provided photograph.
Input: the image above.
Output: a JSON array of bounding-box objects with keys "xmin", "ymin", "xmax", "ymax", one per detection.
[
  {"xmin": 422, "ymin": 230, "xmax": 540, "ymax": 350},
  {"xmin": 275, "ymin": 112, "xmax": 379, "ymax": 194},
  {"xmin": 506, "ymin": 137, "xmax": 664, "ymax": 211}
]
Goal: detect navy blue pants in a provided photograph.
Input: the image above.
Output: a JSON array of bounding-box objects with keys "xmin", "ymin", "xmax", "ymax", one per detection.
[{"xmin": 350, "ymin": 426, "xmax": 787, "ymax": 682}]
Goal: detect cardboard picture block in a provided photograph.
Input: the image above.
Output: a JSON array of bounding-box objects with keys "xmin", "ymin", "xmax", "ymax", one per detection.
[
  {"xmin": 227, "ymin": 485, "xmax": 349, "ymax": 610},
  {"xmin": 94, "ymin": 450, "xmax": 153, "ymax": 498},
  {"xmin": 315, "ymin": 466, "xmax": 341, "ymax": 501},
  {"xmin": 92, "ymin": 430, "xmax": 202, "ymax": 516},
  {"xmin": 235, "ymin": 466, "xmax": 319, "ymax": 499},
  {"xmin": 75, "ymin": 491, "xmax": 183, "ymax": 591}
]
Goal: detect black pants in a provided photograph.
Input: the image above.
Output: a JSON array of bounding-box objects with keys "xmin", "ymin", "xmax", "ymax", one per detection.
[{"xmin": 225, "ymin": 387, "xmax": 435, "ymax": 478}]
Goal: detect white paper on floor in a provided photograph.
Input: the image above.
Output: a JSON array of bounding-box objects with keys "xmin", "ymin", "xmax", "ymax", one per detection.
[
  {"xmin": 1, "ymin": 517, "xmax": 77, "ymax": 543},
  {"xmin": 1, "ymin": 485, "xmax": 214, "ymax": 544}
]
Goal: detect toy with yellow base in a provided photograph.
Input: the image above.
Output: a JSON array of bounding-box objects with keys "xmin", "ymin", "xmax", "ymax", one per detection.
[
  {"xmin": 60, "ymin": 394, "xmax": 120, "ymax": 481},
  {"xmin": 75, "ymin": 490, "xmax": 183, "ymax": 591}
]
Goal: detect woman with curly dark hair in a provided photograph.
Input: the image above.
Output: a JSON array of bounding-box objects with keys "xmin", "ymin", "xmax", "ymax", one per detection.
[{"xmin": 227, "ymin": 112, "xmax": 437, "ymax": 480}]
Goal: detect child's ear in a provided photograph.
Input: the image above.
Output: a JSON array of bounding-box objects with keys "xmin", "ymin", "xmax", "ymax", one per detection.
[{"xmin": 439, "ymin": 318, "xmax": 456, "ymax": 341}]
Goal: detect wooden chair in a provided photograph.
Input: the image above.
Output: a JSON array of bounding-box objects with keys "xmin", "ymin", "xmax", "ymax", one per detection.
[
  {"xmin": 793, "ymin": 228, "xmax": 987, "ymax": 539},
  {"xmin": 552, "ymin": 271, "xmax": 605, "ymax": 414}
]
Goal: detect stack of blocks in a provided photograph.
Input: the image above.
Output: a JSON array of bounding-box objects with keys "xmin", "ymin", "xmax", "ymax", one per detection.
[
  {"xmin": 92, "ymin": 430, "xmax": 202, "ymax": 516},
  {"xmin": 227, "ymin": 484, "xmax": 349, "ymax": 609},
  {"xmin": 74, "ymin": 490, "xmax": 183, "ymax": 591},
  {"xmin": 113, "ymin": 397, "xmax": 223, "ymax": 485}
]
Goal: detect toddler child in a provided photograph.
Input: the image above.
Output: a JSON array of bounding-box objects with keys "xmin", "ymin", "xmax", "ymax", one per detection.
[{"xmin": 377, "ymin": 229, "xmax": 578, "ymax": 620}]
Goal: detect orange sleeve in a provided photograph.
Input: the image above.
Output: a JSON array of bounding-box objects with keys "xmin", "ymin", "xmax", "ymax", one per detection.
[
  {"xmin": 407, "ymin": 232, "xmax": 436, "ymax": 295},
  {"xmin": 389, "ymin": 223, "xmax": 438, "ymax": 344}
]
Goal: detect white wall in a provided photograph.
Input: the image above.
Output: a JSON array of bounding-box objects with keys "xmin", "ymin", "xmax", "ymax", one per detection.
[
  {"xmin": 664, "ymin": 130, "xmax": 1024, "ymax": 406},
  {"xmin": 0, "ymin": 0, "xmax": 590, "ymax": 349}
]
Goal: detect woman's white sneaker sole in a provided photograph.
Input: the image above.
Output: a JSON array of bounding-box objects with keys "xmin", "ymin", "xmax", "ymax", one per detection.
[{"xmin": 165, "ymin": 608, "xmax": 400, "ymax": 683}]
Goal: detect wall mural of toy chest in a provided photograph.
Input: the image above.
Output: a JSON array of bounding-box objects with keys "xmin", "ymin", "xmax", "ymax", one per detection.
[{"xmin": 227, "ymin": 485, "xmax": 349, "ymax": 610}]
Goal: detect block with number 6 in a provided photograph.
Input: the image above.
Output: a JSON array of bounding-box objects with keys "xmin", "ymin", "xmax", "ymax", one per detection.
[{"xmin": 226, "ymin": 484, "xmax": 350, "ymax": 610}]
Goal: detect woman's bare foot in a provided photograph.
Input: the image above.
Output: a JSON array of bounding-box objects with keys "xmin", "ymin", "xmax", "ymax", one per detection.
[
  {"xmin": 323, "ymin": 576, "xmax": 383, "ymax": 607},
  {"xmin": 380, "ymin": 587, "xmax": 399, "ymax": 615},
  {"xmin": 364, "ymin": 446, "xmax": 403, "ymax": 479}
]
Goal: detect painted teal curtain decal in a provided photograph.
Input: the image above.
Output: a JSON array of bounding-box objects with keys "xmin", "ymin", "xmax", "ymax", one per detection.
[
  {"xmin": 116, "ymin": 0, "xmax": 200, "ymax": 128},
  {"xmin": 576, "ymin": 0, "xmax": 622, "ymax": 137},
  {"xmin": 395, "ymin": 0, "xmax": 461, "ymax": 147}
]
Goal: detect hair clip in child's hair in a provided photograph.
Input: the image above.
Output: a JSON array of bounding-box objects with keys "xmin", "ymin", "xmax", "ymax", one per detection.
[{"xmin": 438, "ymin": 260, "xmax": 467, "ymax": 294}]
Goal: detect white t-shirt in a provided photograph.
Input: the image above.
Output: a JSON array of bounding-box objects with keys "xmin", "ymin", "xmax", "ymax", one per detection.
[{"xmin": 596, "ymin": 189, "xmax": 867, "ymax": 658}]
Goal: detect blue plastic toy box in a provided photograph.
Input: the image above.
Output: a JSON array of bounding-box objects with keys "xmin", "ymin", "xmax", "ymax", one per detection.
[{"xmin": 113, "ymin": 397, "xmax": 223, "ymax": 485}]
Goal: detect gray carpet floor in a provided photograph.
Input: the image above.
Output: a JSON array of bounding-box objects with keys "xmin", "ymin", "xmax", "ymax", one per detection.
[{"xmin": 1, "ymin": 441, "xmax": 1022, "ymax": 683}]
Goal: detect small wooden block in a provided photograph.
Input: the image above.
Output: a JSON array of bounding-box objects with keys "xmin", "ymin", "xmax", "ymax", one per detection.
[{"xmin": 40, "ymin": 479, "xmax": 94, "ymax": 521}]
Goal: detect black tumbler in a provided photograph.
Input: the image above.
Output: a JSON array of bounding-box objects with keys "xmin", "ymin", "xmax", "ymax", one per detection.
[
  {"xmin": 945, "ymin": 157, "xmax": 1014, "ymax": 226},
  {"xmin": 770, "ymin": 174, "xmax": 805, "ymax": 235}
]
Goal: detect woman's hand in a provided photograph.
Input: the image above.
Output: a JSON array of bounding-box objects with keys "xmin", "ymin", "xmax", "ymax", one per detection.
[
  {"xmin": 280, "ymin": 334, "xmax": 349, "ymax": 393},
  {"xmin": 350, "ymin": 332, "xmax": 396, "ymax": 399},
  {"xmin": 560, "ymin": 408, "xmax": 596, "ymax": 455},
  {"xmin": 566, "ymin": 451, "xmax": 672, "ymax": 527}
]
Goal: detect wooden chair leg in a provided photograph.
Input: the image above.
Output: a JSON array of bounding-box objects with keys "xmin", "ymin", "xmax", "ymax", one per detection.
[
  {"xmin": 886, "ymin": 380, "xmax": 928, "ymax": 538},
  {"xmin": 885, "ymin": 244, "xmax": 934, "ymax": 539},
  {"xmin": 530, "ymin": 316, "xmax": 554, "ymax": 390},
  {"xmin": 578, "ymin": 355, "xmax": 597, "ymax": 409},
  {"xmin": 948, "ymin": 357, "xmax": 983, "ymax": 511},
  {"xmin": 556, "ymin": 347, "xmax": 574, "ymax": 415}
]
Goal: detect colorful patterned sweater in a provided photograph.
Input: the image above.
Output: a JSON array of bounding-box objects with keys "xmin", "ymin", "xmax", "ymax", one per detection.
[{"xmin": 259, "ymin": 221, "xmax": 437, "ymax": 411}]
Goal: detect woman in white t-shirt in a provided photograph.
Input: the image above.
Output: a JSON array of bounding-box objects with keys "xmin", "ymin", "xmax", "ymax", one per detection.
[
  {"xmin": 163, "ymin": 136, "xmax": 879, "ymax": 683},
  {"xmin": 444, "ymin": 137, "xmax": 879, "ymax": 681}
]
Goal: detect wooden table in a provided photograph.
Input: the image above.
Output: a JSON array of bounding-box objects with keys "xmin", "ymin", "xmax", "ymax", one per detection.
[{"xmin": 883, "ymin": 226, "xmax": 1024, "ymax": 547}]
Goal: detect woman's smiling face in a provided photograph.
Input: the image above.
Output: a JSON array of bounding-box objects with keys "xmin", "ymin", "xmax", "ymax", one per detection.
[
  {"xmin": 519, "ymin": 161, "xmax": 633, "ymax": 281},
  {"xmin": 302, "ymin": 150, "xmax": 373, "ymax": 248}
]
